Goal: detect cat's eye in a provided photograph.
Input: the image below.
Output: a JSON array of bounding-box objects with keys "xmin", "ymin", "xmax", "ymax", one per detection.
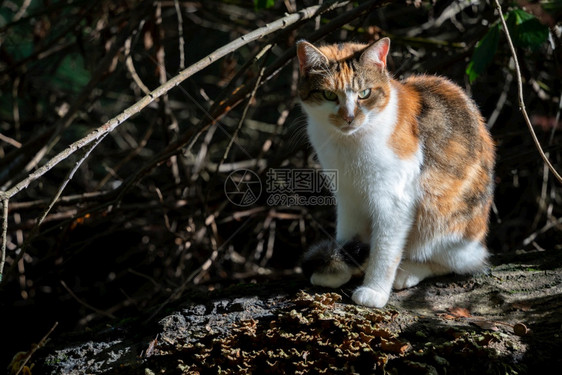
[
  {"xmin": 322, "ymin": 90, "xmax": 338, "ymax": 101},
  {"xmin": 358, "ymin": 89, "xmax": 371, "ymax": 99}
]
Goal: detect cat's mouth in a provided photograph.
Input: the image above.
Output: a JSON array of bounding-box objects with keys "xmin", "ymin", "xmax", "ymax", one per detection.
[{"xmin": 339, "ymin": 124, "xmax": 360, "ymax": 134}]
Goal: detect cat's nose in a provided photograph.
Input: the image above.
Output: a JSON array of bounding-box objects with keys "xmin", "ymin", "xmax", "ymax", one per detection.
[{"xmin": 343, "ymin": 114, "xmax": 354, "ymax": 124}]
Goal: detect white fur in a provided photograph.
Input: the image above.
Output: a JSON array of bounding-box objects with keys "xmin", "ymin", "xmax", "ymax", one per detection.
[
  {"xmin": 310, "ymin": 269, "xmax": 352, "ymax": 289},
  {"xmin": 303, "ymin": 84, "xmax": 490, "ymax": 308},
  {"xmin": 343, "ymin": 91, "xmax": 357, "ymax": 120},
  {"xmin": 303, "ymin": 85, "xmax": 423, "ymax": 308},
  {"xmin": 393, "ymin": 260, "xmax": 448, "ymax": 290}
]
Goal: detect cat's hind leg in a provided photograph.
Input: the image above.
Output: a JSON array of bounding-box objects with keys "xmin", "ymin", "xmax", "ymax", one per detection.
[
  {"xmin": 394, "ymin": 237, "xmax": 489, "ymax": 290},
  {"xmin": 393, "ymin": 260, "xmax": 448, "ymax": 290},
  {"xmin": 433, "ymin": 238, "xmax": 489, "ymax": 275}
]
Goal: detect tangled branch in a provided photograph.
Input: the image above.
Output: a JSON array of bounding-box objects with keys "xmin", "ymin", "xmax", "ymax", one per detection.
[
  {"xmin": 0, "ymin": 0, "xmax": 391, "ymax": 283},
  {"xmin": 494, "ymin": 0, "xmax": 562, "ymax": 184}
]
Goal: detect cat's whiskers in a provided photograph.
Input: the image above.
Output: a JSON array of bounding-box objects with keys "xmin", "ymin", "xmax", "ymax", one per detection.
[{"xmin": 285, "ymin": 116, "xmax": 310, "ymax": 152}]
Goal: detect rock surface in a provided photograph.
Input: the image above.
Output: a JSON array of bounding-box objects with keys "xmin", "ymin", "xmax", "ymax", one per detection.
[{"xmin": 33, "ymin": 249, "xmax": 562, "ymax": 374}]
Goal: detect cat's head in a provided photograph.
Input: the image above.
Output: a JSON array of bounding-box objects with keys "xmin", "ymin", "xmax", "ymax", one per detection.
[{"xmin": 296, "ymin": 38, "xmax": 391, "ymax": 134}]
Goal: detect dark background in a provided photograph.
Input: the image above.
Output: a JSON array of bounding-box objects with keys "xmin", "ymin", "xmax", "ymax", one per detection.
[{"xmin": 1, "ymin": 0, "xmax": 561, "ymax": 369}]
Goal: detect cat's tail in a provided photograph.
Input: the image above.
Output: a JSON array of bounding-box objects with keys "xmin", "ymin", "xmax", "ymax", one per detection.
[{"xmin": 301, "ymin": 238, "xmax": 369, "ymax": 288}]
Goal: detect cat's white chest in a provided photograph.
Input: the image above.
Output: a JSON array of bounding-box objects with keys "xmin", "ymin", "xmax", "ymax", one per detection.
[{"xmin": 304, "ymin": 88, "xmax": 422, "ymax": 210}]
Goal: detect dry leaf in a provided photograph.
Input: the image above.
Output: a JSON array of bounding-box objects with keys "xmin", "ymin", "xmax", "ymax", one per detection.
[
  {"xmin": 440, "ymin": 314, "xmax": 457, "ymax": 320},
  {"xmin": 447, "ymin": 307, "xmax": 472, "ymax": 318}
]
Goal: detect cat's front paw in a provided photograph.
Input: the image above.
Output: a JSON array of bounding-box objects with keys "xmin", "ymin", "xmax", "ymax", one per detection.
[{"xmin": 352, "ymin": 286, "xmax": 389, "ymax": 308}]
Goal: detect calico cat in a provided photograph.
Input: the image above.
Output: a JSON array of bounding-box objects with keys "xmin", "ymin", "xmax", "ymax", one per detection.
[{"xmin": 297, "ymin": 38, "xmax": 495, "ymax": 308}]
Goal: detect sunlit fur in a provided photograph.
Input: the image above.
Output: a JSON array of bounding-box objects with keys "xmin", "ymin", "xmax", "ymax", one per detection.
[{"xmin": 298, "ymin": 38, "xmax": 495, "ymax": 308}]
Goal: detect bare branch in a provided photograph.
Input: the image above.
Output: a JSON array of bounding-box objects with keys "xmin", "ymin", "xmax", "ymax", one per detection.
[
  {"xmin": 125, "ymin": 33, "xmax": 151, "ymax": 95},
  {"xmin": 494, "ymin": 0, "xmax": 562, "ymax": 184},
  {"xmin": 0, "ymin": 197, "xmax": 7, "ymax": 282},
  {"xmin": 0, "ymin": 133, "xmax": 21, "ymax": 148},
  {"xmin": 214, "ymin": 63, "xmax": 268, "ymax": 176},
  {"xmin": 2, "ymin": 0, "xmax": 352, "ymax": 201},
  {"xmin": 14, "ymin": 321, "xmax": 58, "ymax": 375},
  {"xmin": 173, "ymin": 0, "xmax": 186, "ymax": 70}
]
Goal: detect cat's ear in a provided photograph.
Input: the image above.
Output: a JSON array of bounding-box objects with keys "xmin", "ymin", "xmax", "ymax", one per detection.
[
  {"xmin": 360, "ymin": 37, "xmax": 390, "ymax": 70},
  {"xmin": 296, "ymin": 40, "xmax": 329, "ymax": 75}
]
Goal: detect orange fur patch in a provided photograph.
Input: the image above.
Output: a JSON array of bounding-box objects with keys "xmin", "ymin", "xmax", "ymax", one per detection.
[
  {"xmin": 402, "ymin": 76, "xmax": 495, "ymax": 243},
  {"xmin": 316, "ymin": 43, "xmax": 368, "ymax": 62},
  {"xmin": 388, "ymin": 82, "xmax": 420, "ymax": 159}
]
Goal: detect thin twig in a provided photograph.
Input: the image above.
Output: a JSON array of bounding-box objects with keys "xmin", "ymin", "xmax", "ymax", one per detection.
[
  {"xmin": 487, "ymin": 69, "xmax": 513, "ymax": 129},
  {"xmin": 8, "ymin": 192, "xmax": 106, "ymax": 211},
  {"xmin": 144, "ymin": 247, "xmax": 218, "ymax": 323},
  {"xmin": 38, "ymin": 134, "xmax": 108, "ymax": 227},
  {"xmin": 0, "ymin": 197, "xmax": 8, "ymax": 282},
  {"xmin": 1, "ymin": 1, "xmax": 98, "ymax": 76},
  {"xmin": 0, "ymin": 1, "xmax": 155, "ymax": 189},
  {"xmin": 125, "ymin": 33, "xmax": 151, "ymax": 95},
  {"xmin": 15, "ymin": 321, "xmax": 58, "ymax": 375},
  {"xmin": 205, "ymin": 63, "xmax": 268, "ymax": 221},
  {"xmin": 0, "ymin": 133, "xmax": 22, "ymax": 148},
  {"xmin": 214, "ymin": 65, "xmax": 267, "ymax": 176},
  {"xmin": 3, "ymin": 135, "xmax": 109, "ymax": 281},
  {"xmin": 494, "ymin": 0, "xmax": 562, "ymax": 184},
  {"xmin": 12, "ymin": 76, "xmax": 21, "ymax": 139},
  {"xmin": 13, "ymin": 0, "xmax": 32, "ymax": 22},
  {"xmin": 1, "ymin": 26, "xmax": 129, "ymax": 188},
  {"xmin": 155, "ymin": 1, "xmax": 182, "ymax": 190},
  {"xmin": 189, "ymin": 44, "xmax": 274, "ymax": 176},
  {"xmin": 522, "ymin": 216, "xmax": 562, "ymax": 247},
  {"xmin": 145, "ymin": 214, "xmax": 254, "ymax": 323},
  {"xmin": 261, "ymin": 218, "xmax": 276, "ymax": 267},
  {"xmin": 549, "ymin": 89, "xmax": 562, "ymax": 145},
  {"xmin": 173, "ymin": 0, "xmax": 186, "ymax": 70},
  {"xmin": 60, "ymin": 280, "xmax": 116, "ymax": 319},
  {"xmin": 96, "ymin": 122, "xmax": 154, "ymax": 190}
]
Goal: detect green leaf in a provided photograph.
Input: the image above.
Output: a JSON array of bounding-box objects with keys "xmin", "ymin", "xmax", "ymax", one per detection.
[
  {"xmin": 506, "ymin": 9, "xmax": 549, "ymax": 49},
  {"xmin": 52, "ymin": 53, "xmax": 91, "ymax": 93},
  {"xmin": 254, "ymin": 0, "xmax": 275, "ymax": 10},
  {"xmin": 466, "ymin": 23, "xmax": 501, "ymax": 83}
]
